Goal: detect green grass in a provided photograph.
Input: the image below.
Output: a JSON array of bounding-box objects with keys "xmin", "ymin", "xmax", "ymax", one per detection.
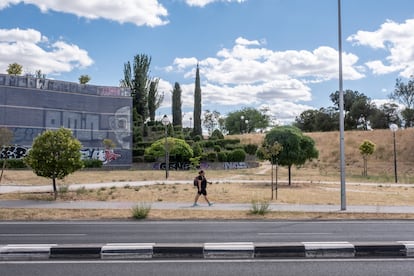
[{"xmin": 131, "ymin": 202, "xmax": 152, "ymax": 219}]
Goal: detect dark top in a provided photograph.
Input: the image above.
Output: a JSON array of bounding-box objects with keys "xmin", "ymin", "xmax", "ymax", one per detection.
[{"xmin": 197, "ymin": 175, "xmax": 207, "ymax": 189}]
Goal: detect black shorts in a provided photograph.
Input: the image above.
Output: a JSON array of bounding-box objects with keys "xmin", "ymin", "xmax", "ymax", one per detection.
[{"xmin": 198, "ymin": 188, "xmax": 207, "ymax": 196}]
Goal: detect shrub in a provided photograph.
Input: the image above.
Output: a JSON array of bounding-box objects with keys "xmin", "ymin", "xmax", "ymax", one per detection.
[
  {"xmin": 0, "ymin": 159, "xmax": 28, "ymax": 169},
  {"xmin": 131, "ymin": 202, "xmax": 152, "ymax": 219},
  {"xmin": 217, "ymin": 151, "xmax": 228, "ymax": 162},
  {"xmin": 192, "ymin": 142, "xmax": 203, "ymax": 157},
  {"xmin": 250, "ymin": 200, "xmax": 270, "ymax": 215},
  {"xmin": 207, "ymin": 152, "xmax": 217, "ymax": 162},
  {"xmin": 214, "ymin": 145, "xmax": 221, "ymax": 152},
  {"xmin": 227, "ymin": 149, "xmax": 246, "ymax": 162},
  {"xmin": 82, "ymin": 159, "xmax": 103, "ymax": 168},
  {"xmin": 211, "ymin": 129, "xmax": 224, "ymax": 140},
  {"xmin": 244, "ymin": 144, "xmax": 258, "ymax": 155}
]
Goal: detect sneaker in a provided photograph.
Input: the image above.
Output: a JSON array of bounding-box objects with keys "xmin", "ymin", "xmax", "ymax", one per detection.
[
  {"xmin": 192, "ymin": 203, "xmax": 199, "ymax": 207},
  {"xmin": 208, "ymin": 202, "xmax": 214, "ymax": 206}
]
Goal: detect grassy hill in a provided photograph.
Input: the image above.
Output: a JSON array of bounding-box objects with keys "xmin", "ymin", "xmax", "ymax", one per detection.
[{"xmin": 229, "ymin": 128, "xmax": 414, "ymax": 183}]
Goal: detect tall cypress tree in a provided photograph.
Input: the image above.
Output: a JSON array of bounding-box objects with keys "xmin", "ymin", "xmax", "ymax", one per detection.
[
  {"xmin": 193, "ymin": 64, "xmax": 202, "ymax": 136},
  {"xmin": 172, "ymin": 82, "xmax": 182, "ymax": 126},
  {"xmin": 148, "ymin": 79, "xmax": 163, "ymax": 122}
]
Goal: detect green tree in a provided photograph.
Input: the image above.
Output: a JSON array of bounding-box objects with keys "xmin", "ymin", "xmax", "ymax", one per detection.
[
  {"xmin": 145, "ymin": 137, "xmax": 193, "ymax": 163},
  {"xmin": 0, "ymin": 128, "xmax": 13, "ymax": 182},
  {"xmin": 330, "ymin": 90, "xmax": 372, "ymax": 130},
  {"xmin": 257, "ymin": 141, "xmax": 283, "ymax": 199},
  {"xmin": 359, "ymin": 140, "xmax": 375, "ymax": 177},
  {"xmin": 264, "ymin": 126, "xmax": 318, "ymax": 186},
  {"xmin": 148, "ymin": 79, "xmax": 163, "ymax": 122},
  {"xmin": 122, "ymin": 54, "xmax": 152, "ymax": 122},
  {"xmin": 24, "ymin": 128, "xmax": 83, "ymax": 199},
  {"xmin": 390, "ymin": 77, "xmax": 414, "ymax": 109},
  {"xmin": 172, "ymin": 82, "xmax": 182, "ymax": 126},
  {"xmin": 7, "ymin": 63, "xmax": 23, "ymax": 75},
  {"xmin": 225, "ymin": 107, "xmax": 270, "ymax": 134},
  {"xmin": 203, "ymin": 110, "xmax": 220, "ymax": 136},
  {"xmin": 193, "ymin": 64, "xmax": 202, "ymax": 137},
  {"xmin": 370, "ymin": 103, "xmax": 401, "ymax": 129},
  {"xmin": 79, "ymin": 74, "xmax": 91, "ymax": 84}
]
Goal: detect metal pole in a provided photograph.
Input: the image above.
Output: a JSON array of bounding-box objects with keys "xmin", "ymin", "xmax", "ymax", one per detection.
[
  {"xmin": 393, "ymin": 131, "xmax": 397, "ymax": 183},
  {"xmin": 165, "ymin": 126, "xmax": 169, "ymax": 179},
  {"xmin": 338, "ymin": 0, "xmax": 346, "ymax": 210}
]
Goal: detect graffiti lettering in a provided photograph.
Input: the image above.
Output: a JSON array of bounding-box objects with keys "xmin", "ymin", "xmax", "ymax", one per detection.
[
  {"xmin": 224, "ymin": 162, "xmax": 248, "ymax": 169},
  {"xmin": 0, "ymin": 146, "xmax": 29, "ymax": 159}
]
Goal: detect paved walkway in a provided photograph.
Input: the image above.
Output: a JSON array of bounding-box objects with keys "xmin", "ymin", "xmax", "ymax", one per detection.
[{"xmin": 2, "ymin": 180, "xmax": 414, "ymax": 213}]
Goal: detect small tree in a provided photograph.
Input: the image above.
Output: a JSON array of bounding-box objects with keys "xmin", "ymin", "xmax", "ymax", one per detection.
[
  {"xmin": 24, "ymin": 128, "xmax": 83, "ymax": 199},
  {"xmin": 264, "ymin": 126, "xmax": 318, "ymax": 186},
  {"xmin": 79, "ymin": 75, "xmax": 91, "ymax": 84},
  {"xmin": 257, "ymin": 141, "xmax": 283, "ymax": 200},
  {"xmin": 359, "ymin": 140, "xmax": 375, "ymax": 177},
  {"xmin": 7, "ymin": 63, "xmax": 23, "ymax": 75},
  {"xmin": 0, "ymin": 128, "xmax": 13, "ymax": 182}
]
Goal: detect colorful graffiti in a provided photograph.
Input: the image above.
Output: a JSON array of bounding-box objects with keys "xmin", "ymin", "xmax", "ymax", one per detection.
[
  {"xmin": 223, "ymin": 162, "xmax": 248, "ymax": 169},
  {"xmin": 80, "ymin": 148, "xmax": 121, "ymax": 164}
]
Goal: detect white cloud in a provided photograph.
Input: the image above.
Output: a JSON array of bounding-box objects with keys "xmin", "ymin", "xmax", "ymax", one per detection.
[
  {"xmin": 348, "ymin": 19, "xmax": 414, "ymax": 78},
  {"xmin": 164, "ymin": 36, "xmax": 364, "ymax": 123},
  {"xmin": 0, "ymin": 28, "xmax": 93, "ymax": 75},
  {"xmin": 0, "ymin": 0, "xmax": 169, "ymax": 27},
  {"xmin": 185, "ymin": 0, "xmax": 246, "ymax": 8}
]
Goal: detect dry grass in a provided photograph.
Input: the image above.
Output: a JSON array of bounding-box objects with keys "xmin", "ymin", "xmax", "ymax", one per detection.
[{"xmin": 2, "ymin": 129, "xmax": 414, "ymax": 220}]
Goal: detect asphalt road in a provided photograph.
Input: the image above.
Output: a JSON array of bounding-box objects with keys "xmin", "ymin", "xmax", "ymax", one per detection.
[
  {"xmin": 1, "ymin": 220, "xmax": 414, "ymax": 244},
  {"xmin": 2, "ymin": 259, "xmax": 414, "ymax": 276}
]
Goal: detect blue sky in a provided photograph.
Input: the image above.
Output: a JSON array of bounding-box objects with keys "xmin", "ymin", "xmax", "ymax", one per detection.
[{"xmin": 1, "ymin": 0, "xmax": 414, "ymax": 126}]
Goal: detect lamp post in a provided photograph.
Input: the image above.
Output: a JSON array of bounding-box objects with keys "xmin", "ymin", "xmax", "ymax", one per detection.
[
  {"xmin": 161, "ymin": 115, "xmax": 170, "ymax": 179},
  {"xmin": 390, "ymin": 123, "xmax": 398, "ymax": 183},
  {"xmin": 240, "ymin": 115, "xmax": 244, "ymax": 134},
  {"xmin": 245, "ymin": 119, "xmax": 249, "ymax": 133}
]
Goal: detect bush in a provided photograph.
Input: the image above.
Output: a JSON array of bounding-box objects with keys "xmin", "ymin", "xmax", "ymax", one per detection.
[
  {"xmin": 250, "ymin": 200, "xmax": 270, "ymax": 215},
  {"xmin": 82, "ymin": 159, "xmax": 103, "ymax": 168},
  {"xmin": 227, "ymin": 149, "xmax": 246, "ymax": 162},
  {"xmin": 207, "ymin": 152, "xmax": 217, "ymax": 162},
  {"xmin": 131, "ymin": 202, "xmax": 151, "ymax": 219},
  {"xmin": 214, "ymin": 145, "xmax": 221, "ymax": 152},
  {"xmin": 193, "ymin": 135, "xmax": 202, "ymax": 142},
  {"xmin": 210, "ymin": 129, "xmax": 224, "ymax": 140},
  {"xmin": 0, "ymin": 159, "xmax": 28, "ymax": 169},
  {"xmin": 192, "ymin": 142, "xmax": 203, "ymax": 157},
  {"xmin": 217, "ymin": 151, "xmax": 228, "ymax": 162},
  {"xmin": 244, "ymin": 144, "xmax": 258, "ymax": 155}
]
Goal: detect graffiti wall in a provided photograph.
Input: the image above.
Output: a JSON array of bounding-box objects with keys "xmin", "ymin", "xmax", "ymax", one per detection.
[{"xmin": 0, "ymin": 73, "xmax": 132, "ymax": 166}]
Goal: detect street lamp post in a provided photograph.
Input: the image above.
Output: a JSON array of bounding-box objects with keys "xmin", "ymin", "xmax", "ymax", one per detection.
[
  {"xmin": 240, "ymin": 115, "xmax": 244, "ymax": 134},
  {"xmin": 390, "ymin": 123, "xmax": 398, "ymax": 183},
  {"xmin": 161, "ymin": 115, "xmax": 170, "ymax": 179}
]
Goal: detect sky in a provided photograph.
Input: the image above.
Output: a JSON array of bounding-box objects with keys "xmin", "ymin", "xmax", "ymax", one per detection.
[{"xmin": 1, "ymin": 0, "xmax": 414, "ymax": 127}]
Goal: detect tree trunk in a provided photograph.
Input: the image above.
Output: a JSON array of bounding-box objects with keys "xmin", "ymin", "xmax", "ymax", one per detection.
[
  {"xmin": 52, "ymin": 177, "xmax": 57, "ymax": 200},
  {"xmin": 0, "ymin": 159, "xmax": 6, "ymax": 183},
  {"xmin": 288, "ymin": 165, "xmax": 292, "ymax": 186}
]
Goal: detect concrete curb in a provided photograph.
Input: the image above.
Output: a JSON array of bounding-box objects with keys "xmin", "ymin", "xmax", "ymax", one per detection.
[{"xmin": 1, "ymin": 241, "xmax": 414, "ymax": 260}]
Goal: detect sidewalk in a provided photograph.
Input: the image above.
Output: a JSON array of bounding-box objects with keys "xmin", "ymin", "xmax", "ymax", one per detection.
[{"xmin": 2, "ymin": 180, "xmax": 414, "ymax": 213}]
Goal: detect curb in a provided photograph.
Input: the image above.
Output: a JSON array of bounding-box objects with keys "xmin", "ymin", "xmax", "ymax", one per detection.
[{"xmin": 1, "ymin": 241, "xmax": 413, "ymax": 260}]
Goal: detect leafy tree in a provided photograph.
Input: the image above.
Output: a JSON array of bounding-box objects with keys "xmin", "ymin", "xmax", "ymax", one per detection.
[
  {"xmin": 401, "ymin": 108, "xmax": 414, "ymax": 128},
  {"xmin": 193, "ymin": 64, "xmax": 202, "ymax": 136},
  {"xmin": 330, "ymin": 90, "xmax": 372, "ymax": 130},
  {"xmin": 257, "ymin": 141, "xmax": 283, "ymax": 199},
  {"xmin": 35, "ymin": 69, "xmax": 46, "ymax": 79},
  {"xmin": 7, "ymin": 63, "xmax": 23, "ymax": 75},
  {"xmin": 203, "ymin": 110, "xmax": 220, "ymax": 136},
  {"xmin": 264, "ymin": 126, "xmax": 318, "ymax": 186},
  {"xmin": 24, "ymin": 128, "xmax": 83, "ymax": 199},
  {"xmin": 144, "ymin": 137, "xmax": 193, "ymax": 163},
  {"xmin": 148, "ymin": 79, "xmax": 163, "ymax": 122},
  {"xmin": 210, "ymin": 129, "xmax": 224, "ymax": 140},
  {"xmin": 369, "ymin": 103, "xmax": 401, "ymax": 129},
  {"xmin": 225, "ymin": 107, "xmax": 270, "ymax": 134},
  {"xmin": 122, "ymin": 54, "xmax": 152, "ymax": 122},
  {"xmin": 390, "ymin": 77, "xmax": 414, "ymax": 109},
  {"xmin": 0, "ymin": 128, "xmax": 13, "ymax": 182},
  {"xmin": 359, "ymin": 140, "xmax": 375, "ymax": 177},
  {"xmin": 172, "ymin": 82, "xmax": 182, "ymax": 126},
  {"xmin": 79, "ymin": 75, "xmax": 91, "ymax": 84}
]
